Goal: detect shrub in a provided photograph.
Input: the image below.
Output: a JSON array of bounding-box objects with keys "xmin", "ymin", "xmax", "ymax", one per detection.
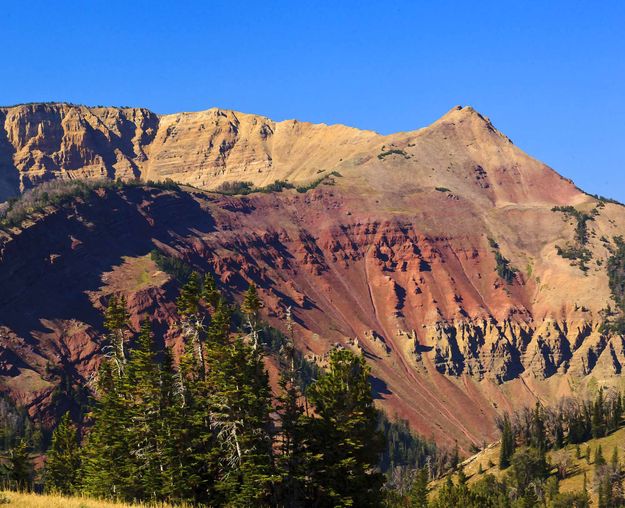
[
  {"xmin": 378, "ymin": 149, "xmax": 409, "ymax": 160},
  {"xmin": 215, "ymin": 180, "xmax": 254, "ymax": 195},
  {"xmin": 150, "ymin": 249, "xmax": 193, "ymax": 282}
]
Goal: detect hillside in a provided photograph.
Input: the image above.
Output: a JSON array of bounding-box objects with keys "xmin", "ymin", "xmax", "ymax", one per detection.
[
  {"xmin": 1, "ymin": 104, "xmax": 625, "ymax": 450},
  {"xmin": 448, "ymin": 425, "xmax": 625, "ymax": 505}
]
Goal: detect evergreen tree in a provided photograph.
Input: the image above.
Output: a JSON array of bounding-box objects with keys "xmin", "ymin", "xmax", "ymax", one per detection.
[
  {"xmin": 5, "ymin": 439, "xmax": 34, "ymax": 491},
  {"xmin": 242, "ymin": 283, "xmax": 262, "ymax": 349},
  {"xmin": 45, "ymin": 412, "xmax": 81, "ymax": 494},
  {"xmin": 595, "ymin": 445, "xmax": 606, "ymax": 466},
  {"xmin": 554, "ymin": 416, "xmax": 564, "ymax": 450},
  {"xmin": 530, "ymin": 402, "xmax": 547, "ymax": 454},
  {"xmin": 499, "ymin": 413, "xmax": 515, "ymax": 469},
  {"xmin": 450, "ymin": 441, "xmax": 460, "ymax": 471},
  {"xmin": 305, "ymin": 348, "xmax": 384, "ymax": 507},
  {"xmin": 206, "ymin": 301, "xmax": 275, "ymax": 505},
  {"xmin": 81, "ymin": 360, "xmax": 132, "ymax": 499},
  {"xmin": 592, "ymin": 388, "xmax": 607, "ymax": 439},
  {"xmin": 202, "ymin": 273, "xmax": 220, "ymax": 309},
  {"xmin": 507, "ymin": 447, "xmax": 549, "ymax": 505},
  {"xmin": 123, "ymin": 319, "xmax": 166, "ymax": 499},
  {"xmin": 409, "ymin": 467, "xmax": 429, "ymax": 508},
  {"xmin": 275, "ymin": 307, "xmax": 309, "ymax": 507},
  {"xmin": 103, "ymin": 295, "xmax": 130, "ymax": 373}
]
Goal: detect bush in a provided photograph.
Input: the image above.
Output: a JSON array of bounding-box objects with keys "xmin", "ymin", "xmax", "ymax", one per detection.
[
  {"xmin": 215, "ymin": 181, "xmax": 254, "ymax": 195},
  {"xmin": 378, "ymin": 149, "xmax": 409, "ymax": 160},
  {"xmin": 150, "ymin": 249, "xmax": 193, "ymax": 282}
]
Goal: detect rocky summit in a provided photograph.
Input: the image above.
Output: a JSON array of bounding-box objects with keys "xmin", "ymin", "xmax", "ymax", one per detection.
[{"xmin": 1, "ymin": 103, "xmax": 624, "ymax": 449}]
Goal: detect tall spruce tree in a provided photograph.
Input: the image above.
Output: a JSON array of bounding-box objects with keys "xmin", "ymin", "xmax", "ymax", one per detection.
[
  {"xmin": 45, "ymin": 412, "xmax": 81, "ymax": 494},
  {"xmin": 206, "ymin": 301, "xmax": 275, "ymax": 505},
  {"xmin": 123, "ymin": 319, "xmax": 166, "ymax": 500},
  {"xmin": 409, "ymin": 467, "xmax": 429, "ymax": 508},
  {"xmin": 81, "ymin": 359, "xmax": 133, "ymax": 499},
  {"xmin": 530, "ymin": 402, "xmax": 547, "ymax": 455},
  {"xmin": 104, "ymin": 295, "xmax": 130, "ymax": 371},
  {"xmin": 305, "ymin": 348, "xmax": 384, "ymax": 507},
  {"xmin": 275, "ymin": 307, "xmax": 309, "ymax": 507},
  {"xmin": 592, "ymin": 388, "xmax": 607, "ymax": 439},
  {"xmin": 499, "ymin": 413, "xmax": 515, "ymax": 469},
  {"xmin": 242, "ymin": 283, "xmax": 262, "ymax": 349},
  {"xmin": 6, "ymin": 439, "xmax": 34, "ymax": 491}
]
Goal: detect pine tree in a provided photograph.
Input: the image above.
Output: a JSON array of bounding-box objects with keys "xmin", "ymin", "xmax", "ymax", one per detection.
[
  {"xmin": 207, "ymin": 329, "xmax": 274, "ymax": 505},
  {"xmin": 81, "ymin": 360, "xmax": 133, "ymax": 499},
  {"xmin": 554, "ymin": 416, "xmax": 564, "ymax": 450},
  {"xmin": 305, "ymin": 348, "xmax": 384, "ymax": 507},
  {"xmin": 104, "ymin": 295, "xmax": 130, "ymax": 373},
  {"xmin": 611, "ymin": 446, "xmax": 619, "ymax": 469},
  {"xmin": 450, "ymin": 441, "xmax": 460, "ymax": 470},
  {"xmin": 45, "ymin": 412, "xmax": 81, "ymax": 494},
  {"xmin": 242, "ymin": 283, "xmax": 262, "ymax": 349},
  {"xmin": 202, "ymin": 273, "xmax": 220, "ymax": 309},
  {"xmin": 409, "ymin": 467, "xmax": 429, "ymax": 507},
  {"xmin": 275, "ymin": 308, "xmax": 309, "ymax": 507},
  {"xmin": 176, "ymin": 272, "xmax": 206, "ymax": 372},
  {"xmin": 595, "ymin": 445, "xmax": 606, "ymax": 466},
  {"xmin": 592, "ymin": 388, "xmax": 606, "ymax": 439},
  {"xmin": 499, "ymin": 413, "xmax": 515, "ymax": 469},
  {"xmin": 123, "ymin": 319, "xmax": 165, "ymax": 499},
  {"xmin": 6, "ymin": 439, "xmax": 33, "ymax": 491},
  {"xmin": 530, "ymin": 402, "xmax": 547, "ymax": 454}
]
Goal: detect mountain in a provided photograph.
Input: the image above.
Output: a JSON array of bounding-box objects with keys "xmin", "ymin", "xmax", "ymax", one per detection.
[{"xmin": 1, "ymin": 103, "xmax": 624, "ymax": 450}]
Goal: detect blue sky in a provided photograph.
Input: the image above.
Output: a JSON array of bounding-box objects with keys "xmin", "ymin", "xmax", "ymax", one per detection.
[{"xmin": 2, "ymin": 1, "xmax": 624, "ymax": 201}]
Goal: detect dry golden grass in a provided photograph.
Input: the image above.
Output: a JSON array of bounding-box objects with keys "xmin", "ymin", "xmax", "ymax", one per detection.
[{"xmin": 0, "ymin": 491, "xmax": 181, "ymax": 508}]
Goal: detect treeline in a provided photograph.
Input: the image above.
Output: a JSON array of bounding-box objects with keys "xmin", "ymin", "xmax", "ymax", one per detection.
[
  {"xmin": 0, "ymin": 396, "xmax": 44, "ymax": 452},
  {"xmin": 214, "ymin": 172, "xmax": 340, "ymax": 196},
  {"xmin": 4, "ymin": 274, "xmax": 389, "ymax": 506},
  {"xmin": 605, "ymin": 235, "xmax": 625, "ymax": 334},
  {"xmin": 499, "ymin": 390, "xmax": 623, "ymax": 458},
  {"xmin": 0, "ymin": 178, "xmax": 181, "ymax": 229}
]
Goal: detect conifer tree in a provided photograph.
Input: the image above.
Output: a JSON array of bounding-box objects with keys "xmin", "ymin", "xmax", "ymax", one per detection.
[
  {"xmin": 45, "ymin": 412, "xmax": 81, "ymax": 494},
  {"xmin": 595, "ymin": 445, "xmax": 606, "ymax": 466},
  {"xmin": 409, "ymin": 467, "xmax": 429, "ymax": 508},
  {"xmin": 202, "ymin": 272, "xmax": 220, "ymax": 309},
  {"xmin": 104, "ymin": 295, "xmax": 130, "ymax": 373},
  {"xmin": 206, "ymin": 304, "xmax": 274, "ymax": 505},
  {"xmin": 499, "ymin": 413, "xmax": 515, "ymax": 469},
  {"xmin": 305, "ymin": 348, "xmax": 384, "ymax": 507},
  {"xmin": 530, "ymin": 402, "xmax": 547, "ymax": 454},
  {"xmin": 242, "ymin": 283, "xmax": 262, "ymax": 349},
  {"xmin": 592, "ymin": 388, "xmax": 606, "ymax": 438},
  {"xmin": 177, "ymin": 272, "xmax": 206, "ymax": 370},
  {"xmin": 81, "ymin": 360, "xmax": 132, "ymax": 499},
  {"xmin": 6, "ymin": 439, "xmax": 33, "ymax": 491},
  {"xmin": 275, "ymin": 307, "xmax": 309, "ymax": 507},
  {"xmin": 123, "ymin": 319, "xmax": 165, "ymax": 499}
]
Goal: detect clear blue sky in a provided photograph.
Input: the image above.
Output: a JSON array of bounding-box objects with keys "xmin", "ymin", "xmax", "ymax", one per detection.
[{"xmin": 2, "ymin": 1, "xmax": 624, "ymax": 201}]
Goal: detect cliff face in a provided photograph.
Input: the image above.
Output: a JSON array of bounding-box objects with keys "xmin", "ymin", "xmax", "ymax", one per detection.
[
  {"xmin": 1, "ymin": 103, "xmax": 624, "ymax": 449},
  {"xmin": 0, "ymin": 103, "xmax": 376, "ymax": 198}
]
